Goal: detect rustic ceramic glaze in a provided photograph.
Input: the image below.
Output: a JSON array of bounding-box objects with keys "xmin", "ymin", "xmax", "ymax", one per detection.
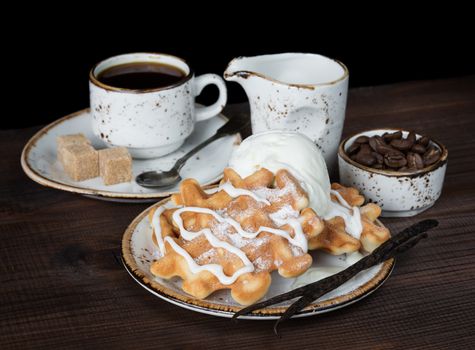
[
  {"xmin": 121, "ymin": 192, "xmax": 394, "ymax": 319},
  {"xmin": 338, "ymin": 129, "xmax": 448, "ymax": 217},
  {"xmin": 21, "ymin": 108, "xmax": 240, "ymax": 202},
  {"xmin": 224, "ymin": 53, "xmax": 349, "ymax": 173},
  {"xmin": 90, "ymin": 53, "xmax": 227, "ymax": 159}
]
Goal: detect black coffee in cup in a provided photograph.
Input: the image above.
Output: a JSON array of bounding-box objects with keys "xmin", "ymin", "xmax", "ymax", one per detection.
[{"xmin": 97, "ymin": 62, "xmax": 186, "ymax": 89}]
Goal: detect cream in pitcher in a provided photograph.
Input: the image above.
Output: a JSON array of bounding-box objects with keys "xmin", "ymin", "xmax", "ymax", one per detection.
[{"xmin": 224, "ymin": 53, "xmax": 349, "ymax": 172}]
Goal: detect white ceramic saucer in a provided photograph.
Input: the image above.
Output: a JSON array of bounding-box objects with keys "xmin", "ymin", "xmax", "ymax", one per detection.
[
  {"xmin": 21, "ymin": 108, "xmax": 241, "ymax": 202},
  {"xmin": 121, "ymin": 195, "xmax": 395, "ymax": 319}
]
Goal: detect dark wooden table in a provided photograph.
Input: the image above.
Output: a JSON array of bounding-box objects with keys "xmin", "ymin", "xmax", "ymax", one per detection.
[{"xmin": 1, "ymin": 76, "xmax": 475, "ymax": 349}]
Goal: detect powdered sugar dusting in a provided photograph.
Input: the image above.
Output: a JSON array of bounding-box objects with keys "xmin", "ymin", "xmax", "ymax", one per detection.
[
  {"xmin": 227, "ymin": 232, "xmax": 249, "ymax": 248},
  {"xmin": 195, "ymin": 249, "xmax": 217, "ymax": 264},
  {"xmin": 291, "ymin": 245, "xmax": 304, "ymax": 256},
  {"xmin": 226, "ymin": 200, "xmax": 265, "ymax": 221},
  {"xmin": 254, "ymin": 256, "xmax": 272, "ymax": 272},
  {"xmin": 254, "ymin": 182, "xmax": 294, "ymax": 203},
  {"xmin": 269, "ymin": 204, "xmax": 299, "ymax": 226},
  {"xmin": 211, "ymin": 220, "xmax": 233, "ymax": 241},
  {"xmin": 153, "ymin": 172, "xmax": 313, "ymax": 284}
]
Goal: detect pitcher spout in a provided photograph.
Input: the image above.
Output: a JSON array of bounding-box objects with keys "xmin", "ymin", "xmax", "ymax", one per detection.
[
  {"xmin": 223, "ymin": 70, "xmax": 252, "ymax": 82},
  {"xmin": 223, "ymin": 56, "xmax": 256, "ymax": 82}
]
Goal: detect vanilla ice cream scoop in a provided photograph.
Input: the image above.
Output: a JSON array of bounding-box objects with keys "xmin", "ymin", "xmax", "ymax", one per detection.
[{"xmin": 228, "ymin": 131, "xmax": 331, "ymax": 215}]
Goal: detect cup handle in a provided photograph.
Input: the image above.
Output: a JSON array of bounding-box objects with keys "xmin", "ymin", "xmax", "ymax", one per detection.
[{"xmin": 193, "ymin": 74, "xmax": 227, "ymax": 122}]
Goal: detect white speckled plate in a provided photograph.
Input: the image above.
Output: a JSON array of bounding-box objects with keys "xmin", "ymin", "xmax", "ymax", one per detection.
[
  {"xmin": 122, "ymin": 193, "xmax": 395, "ymax": 319},
  {"xmin": 21, "ymin": 108, "xmax": 241, "ymax": 202}
]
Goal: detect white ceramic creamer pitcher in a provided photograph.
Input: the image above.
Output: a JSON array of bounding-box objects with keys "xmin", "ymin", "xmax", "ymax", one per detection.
[{"xmin": 224, "ymin": 53, "xmax": 349, "ymax": 173}]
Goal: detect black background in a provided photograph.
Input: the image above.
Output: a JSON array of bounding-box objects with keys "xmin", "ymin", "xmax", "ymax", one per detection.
[{"xmin": 5, "ymin": 11, "xmax": 474, "ymax": 129}]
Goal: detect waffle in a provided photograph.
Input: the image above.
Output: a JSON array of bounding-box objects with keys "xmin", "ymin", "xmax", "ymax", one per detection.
[
  {"xmin": 149, "ymin": 168, "xmax": 390, "ymax": 305},
  {"xmin": 150, "ymin": 168, "xmax": 324, "ymax": 305},
  {"xmin": 308, "ymin": 183, "xmax": 390, "ymax": 254}
]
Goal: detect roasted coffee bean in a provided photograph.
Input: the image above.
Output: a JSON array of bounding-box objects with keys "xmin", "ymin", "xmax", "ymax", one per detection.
[
  {"xmin": 407, "ymin": 153, "xmax": 417, "ymax": 169},
  {"xmin": 354, "ymin": 135, "xmax": 370, "ymax": 144},
  {"xmin": 369, "ymin": 136, "xmax": 401, "ymax": 155},
  {"xmin": 407, "ymin": 131, "xmax": 416, "ymax": 144},
  {"xmin": 411, "ymin": 143, "xmax": 426, "ymax": 154},
  {"xmin": 355, "ymin": 151, "xmax": 376, "ymax": 166},
  {"xmin": 379, "ymin": 143, "xmax": 402, "ymax": 156},
  {"xmin": 347, "ymin": 142, "xmax": 360, "ymax": 155},
  {"xmin": 383, "ymin": 131, "xmax": 403, "ymax": 142},
  {"xmin": 346, "ymin": 131, "xmax": 439, "ymax": 173},
  {"xmin": 417, "ymin": 135, "xmax": 430, "ymax": 146},
  {"xmin": 407, "ymin": 152, "xmax": 424, "ymax": 169},
  {"xmin": 372, "ymin": 152, "xmax": 384, "ymax": 164},
  {"xmin": 390, "ymin": 137, "xmax": 414, "ymax": 151},
  {"xmin": 415, "ymin": 153, "xmax": 424, "ymax": 169},
  {"xmin": 384, "ymin": 153, "xmax": 407, "ymax": 168},
  {"xmin": 368, "ymin": 137, "xmax": 380, "ymax": 152},
  {"xmin": 359, "ymin": 143, "xmax": 372, "ymax": 154},
  {"xmin": 423, "ymin": 146, "xmax": 441, "ymax": 165}
]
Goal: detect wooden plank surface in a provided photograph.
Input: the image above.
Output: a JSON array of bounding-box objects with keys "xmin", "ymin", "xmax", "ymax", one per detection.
[{"xmin": 1, "ymin": 76, "xmax": 475, "ymax": 349}]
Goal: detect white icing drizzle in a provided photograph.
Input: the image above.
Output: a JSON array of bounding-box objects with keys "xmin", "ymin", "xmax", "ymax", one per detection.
[
  {"xmin": 331, "ymin": 190, "xmax": 352, "ymax": 210},
  {"xmin": 172, "ymin": 207, "xmax": 308, "ymax": 253},
  {"xmin": 152, "ymin": 208, "xmax": 254, "ymax": 285},
  {"xmin": 172, "ymin": 208, "xmax": 254, "ymax": 262},
  {"xmin": 323, "ymin": 190, "xmax": 363, "ymax": 239},
  {"xmin": 152, "ymin": 206, "xmax": 167, "ymax": 255},
  {"xmin": 151, "ymin": 182, "xmax": 308, "ymax": 285},
  {"xmin": 219, "ymin": 182, "xmax": 271, "ymax": 205},
  {"xmin": 164, "ymin": 239, "xmax": 253, "ymax": 285}
]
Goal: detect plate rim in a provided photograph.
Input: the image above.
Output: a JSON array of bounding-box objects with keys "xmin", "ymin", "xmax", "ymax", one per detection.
[
  {"xmin": 121, "ymin": 255, "xmax": 394, "ymax": 320},
  {"xmin": 20, "ymin": 108, "xmax": 241, "ymax": 199},
  {"xmin": 121, "ymin": 194, "xmax": 395, "ymax": 318}
]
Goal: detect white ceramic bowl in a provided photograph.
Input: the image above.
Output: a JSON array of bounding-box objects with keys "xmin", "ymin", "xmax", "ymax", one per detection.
[{"xmin": 338, "ymin": 129, "xmax": 448, "ymax": 217}]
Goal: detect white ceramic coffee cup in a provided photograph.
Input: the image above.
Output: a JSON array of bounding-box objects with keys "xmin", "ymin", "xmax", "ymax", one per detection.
[{"xmin": 89, "ymin": 52, "xmax": 227, "ymax": 159}]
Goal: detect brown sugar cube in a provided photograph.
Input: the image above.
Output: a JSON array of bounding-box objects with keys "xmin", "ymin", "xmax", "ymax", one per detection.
[
  {"xmin": 61, "ymin": 144, "xmax": 99, "ymax": 181},
  {"xmin": 99, "ymin": 147, "xmax": 132, "ymax": 185},
  {"xmin": 57, "ymin": 133, "xmax": 91, "ymax": 164}
]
